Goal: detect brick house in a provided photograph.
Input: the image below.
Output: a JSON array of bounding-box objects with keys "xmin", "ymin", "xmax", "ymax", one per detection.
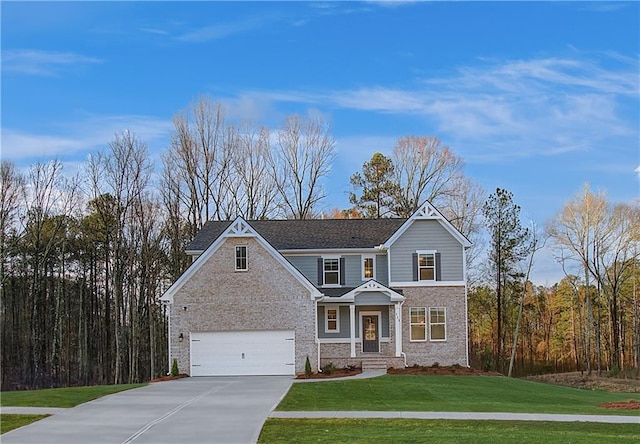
[{"xmin": 160, "ymin": 202, "xmax": 472, "ymax": 376}]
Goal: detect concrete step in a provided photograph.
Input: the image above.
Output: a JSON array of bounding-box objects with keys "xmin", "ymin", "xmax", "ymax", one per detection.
[{"xmin": 361, "ymin": 358, "xmax": 389, "ymax": 371}]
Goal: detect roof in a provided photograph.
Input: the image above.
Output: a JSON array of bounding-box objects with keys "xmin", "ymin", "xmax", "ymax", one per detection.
[{"xmin": 187, "ymin": 218, "xmax": 407, "ymax": 251}]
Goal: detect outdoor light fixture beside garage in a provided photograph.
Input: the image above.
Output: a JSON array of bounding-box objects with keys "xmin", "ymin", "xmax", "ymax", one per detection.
[{"xmin": 179, "ymin": 333, "xmax": 184, "ymax": 342}]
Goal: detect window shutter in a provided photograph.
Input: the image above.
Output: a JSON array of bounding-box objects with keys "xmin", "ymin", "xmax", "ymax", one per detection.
[
  {"xmin": 317, "ymin": 258, "xmax": 324, "ymax": 286},
  {"xmin": 435, "ymin": 252, "xmax": 442, "ymax": 281},
  {"xmin": 412, "ymin": 253, "xmax": 418, "ymax": 281},
  {"xmin": 339, "ymin": 257, "xmax": 346, "ymax": 285}
]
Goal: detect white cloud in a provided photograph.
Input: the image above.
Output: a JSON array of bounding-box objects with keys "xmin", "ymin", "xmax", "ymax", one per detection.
[
  {"xmin": 176, "ymin": 16, "xmax": 269, "ymax": 42},
  {"xmin": 247, "ymin": 52, "xmax": 638, "ymax": 164},
  {"xmin": 2, "ymin": 115, "xmax": 172, "ymax": 162},
  {"xmin": 2, "ymin": 49, "xmax": 102, "ymax": 76}
]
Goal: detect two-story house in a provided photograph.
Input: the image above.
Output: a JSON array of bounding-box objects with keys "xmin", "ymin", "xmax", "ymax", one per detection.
[{"xmin": 160, "ymin": 202, "xmax": 471, "ymax": 376}]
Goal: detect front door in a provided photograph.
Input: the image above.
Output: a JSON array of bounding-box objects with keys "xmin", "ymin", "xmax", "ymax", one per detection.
[{"xmin": 362, "ymin": 315, "xmax": 379, "ymax": 353}]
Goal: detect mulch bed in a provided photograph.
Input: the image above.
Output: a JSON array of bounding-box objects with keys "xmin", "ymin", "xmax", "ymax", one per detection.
[
  {"xmin": 388, "ymin": 365, "xmax": 502, "ymax": 376},
  {"xmin": 150, "ymin": 374, "xmax": 189, "ymax": 382},
  {"xmin": 598, "ymin": 400, "xmax": 640, "ymax": 410},
  {"xmin": 296, "ymin": 367, "xmax": 362, "ymax": 379}
]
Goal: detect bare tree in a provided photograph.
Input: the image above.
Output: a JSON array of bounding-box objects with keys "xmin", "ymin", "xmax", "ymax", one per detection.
[
  {"xmin": 0, "ymin": 161, "xmax": 25, "ymax": 286},
  {"xmin": 230, "ymin": 122, "xmax": 280, "ymax": 220},
  {"xmin": 270, "ymin": 115, "xmax": 336, "ymax": 219},
  {"xmin": 392, "ymin": 136, "xmax": 463, "ymax": 217}
]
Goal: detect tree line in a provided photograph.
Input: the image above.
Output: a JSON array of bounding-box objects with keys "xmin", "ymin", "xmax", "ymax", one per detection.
[{"xmin": 1, "ymin": 96, "xmax": 638, "ymax": 389}]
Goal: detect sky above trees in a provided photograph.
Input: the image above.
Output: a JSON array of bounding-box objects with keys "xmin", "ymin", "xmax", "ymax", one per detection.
[{"xmin": 2, "ymin": 1, "xmax": 638, "ymax": 284}]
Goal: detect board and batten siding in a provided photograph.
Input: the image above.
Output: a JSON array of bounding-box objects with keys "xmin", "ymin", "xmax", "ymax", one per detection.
[{"xmin": 389, "ymin": 220, "xmax": 464, "ymax": 283}]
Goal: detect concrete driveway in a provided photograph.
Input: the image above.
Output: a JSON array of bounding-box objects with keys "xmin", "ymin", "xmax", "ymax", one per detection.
[{"xmin": 2, "ymin": 376, "xmax": 293, "ymax": 444}]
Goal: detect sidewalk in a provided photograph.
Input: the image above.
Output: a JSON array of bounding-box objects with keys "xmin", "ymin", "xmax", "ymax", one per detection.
[{"xmin": 270, "ymin": 410, "xmax": 640, "ymax": 424}]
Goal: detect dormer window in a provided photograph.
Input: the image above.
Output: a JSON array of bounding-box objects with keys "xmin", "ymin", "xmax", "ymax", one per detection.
[{"xmin": 235, "ymin": 245, "xmax": 247, "ymax": 271}]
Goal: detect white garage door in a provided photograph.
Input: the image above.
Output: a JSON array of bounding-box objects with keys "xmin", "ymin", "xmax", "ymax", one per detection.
[{"xmin": 190, "ymin": 330, "xmax": 295, "ymax": 376}]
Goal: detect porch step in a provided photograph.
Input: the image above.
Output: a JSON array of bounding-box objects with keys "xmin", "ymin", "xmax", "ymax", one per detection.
[{"xmin": 361, "ymin": 358, "xmax": 388, "ymax": 371}]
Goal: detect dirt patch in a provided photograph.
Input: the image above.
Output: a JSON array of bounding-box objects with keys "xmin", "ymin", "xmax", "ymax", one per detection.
[
  {"xmin": 525, "ymin": 372, "xmax": 640, "ymax": 393},
  {"xmin": 598, "ymin": 400, "xmax": 640, "ymax": 410},
  {"xmin": 150, "ymin": 374, "xmax": 189, "ymax": 382},
  {"xmin": 388, "ymin": 365, "xmax": 501, "ymax": 376}
]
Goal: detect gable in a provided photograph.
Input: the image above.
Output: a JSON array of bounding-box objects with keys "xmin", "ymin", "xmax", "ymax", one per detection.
[{"xmin": 160, "ymin": 217, "xmax": 322, "ymax": 303}]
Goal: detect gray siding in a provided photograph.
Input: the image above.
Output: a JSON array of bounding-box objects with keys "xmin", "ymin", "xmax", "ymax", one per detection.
[
  {"xmin": 344, "ymin": 255, "xmax": 361, "ymax": 287},
  {"xmin": 284, "ymin": 255, "xmax": 320, "ymax": 284},
  {"xmin": 376, "ymin": 254, "xmax": 388, "ymax": 285},
  {"xmin": 389, "ymin": 220, "xmax": 464, "ymax": 282},
  {"xmin": 318, "ymin": 305, "xmax": 351, "ymax": 339},
  {"xmin": 318, "ymin": 304, "xmax": 390, "ymax": 338}
]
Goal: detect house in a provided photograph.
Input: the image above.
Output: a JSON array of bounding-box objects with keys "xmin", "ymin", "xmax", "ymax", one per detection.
[{"xmin": 160, "ymin": 202, "xmax": 472, "ymax": 376}]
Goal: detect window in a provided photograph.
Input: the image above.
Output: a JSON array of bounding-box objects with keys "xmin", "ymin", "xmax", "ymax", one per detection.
[
  {"xmin": 324, "ymin": 258, "xmax": 340, "ymax": 285},
  {"xmin": 235, "ymin": 245, "xmax": 247, "ymax": 271},
  {"xmin": 409, "ymin": 307, "xmax": 426, "ymax": 341},
  {"xmin": 325, "ymin": 306, "xmax": 339, "ymax": 333},
  {"xmin": 417, "ymin": 251, "xmax": 436, "ymax": 281},
  {"xmin": 429, "ymin": 307, "xmax": 446, "ymax": 341},
  {"xmin": 362, "ymin": 255, "xmax": 375, "ymax": 280}
]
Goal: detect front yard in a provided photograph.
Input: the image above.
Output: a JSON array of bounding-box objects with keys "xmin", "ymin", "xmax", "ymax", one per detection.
[
  {"xmin": 261, "ymin": 374, "xmax": 639, "ymax": 443},
  {"xmin": 276, "ymin": 374, "xmax": 640, "ymax": 415}
]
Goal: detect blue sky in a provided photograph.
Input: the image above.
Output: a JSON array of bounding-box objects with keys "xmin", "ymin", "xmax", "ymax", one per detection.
[{"xmin": 2, "ymin": 1, "xmax": 639, "ymax": 285}]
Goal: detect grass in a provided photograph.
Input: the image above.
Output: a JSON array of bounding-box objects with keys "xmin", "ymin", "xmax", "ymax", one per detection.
[
  {"xmin": 1, "ymin": 414, "xmax": 49, "ymax": 434},
  {"xmin": 277, "ymin": 375, "xmax": 640, "ymax": 415},
  {"xmin": 0, "ymin": 383, "xmax": 146, "ymax": 408},
  {"xmin": 258, "ymin": 418, "xmax": 640, "ymax": 443}
]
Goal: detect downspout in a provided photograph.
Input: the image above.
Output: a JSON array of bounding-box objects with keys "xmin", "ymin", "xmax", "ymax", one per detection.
[
  {"xmin": 315, "ymin": 296, "xmax": 322, "ymax": 372},
  {"xmin": 399, "ymin": 300, "xmax": 407, "ymax": 367},
  {"xmin": 164, "ymin": 301, "xmax": 171, "ymax": 375}
]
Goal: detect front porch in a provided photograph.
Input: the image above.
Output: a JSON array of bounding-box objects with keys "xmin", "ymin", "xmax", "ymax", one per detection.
[{"xmin": 317, "ymin": 281, "xmax": 405, "ymax": 370}]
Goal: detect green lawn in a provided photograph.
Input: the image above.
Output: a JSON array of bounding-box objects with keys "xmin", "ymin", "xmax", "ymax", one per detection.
[
  {"xmin": 259, "ymin": 418, "xmax": 640, "ymax": 443},
  {"xmin": 0, "ymin": 383, "xmax": 146, "ymax": 408},
  {"xmin": 0, "ymin": 414, "xmax": 49, "ymax": 434},
  {"xmin": 277, "ymin": 375, "xmax": 639, "ymax": 415}
]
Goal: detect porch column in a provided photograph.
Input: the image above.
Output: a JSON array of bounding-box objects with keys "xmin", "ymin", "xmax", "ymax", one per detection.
[
  {"xmin": 395, "ymin": 301, "xmax": 402, "ymax": 357},
  {"xmin": 350, "ymin": 304, "xmax": 356, "ymax": 357}
]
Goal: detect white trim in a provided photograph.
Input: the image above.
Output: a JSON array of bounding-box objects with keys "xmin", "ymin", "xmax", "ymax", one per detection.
[
  {"xmin": 324, "ymin": 305, "xmax": 340, "ymax": 333},
  {"xmin": 464, "ymin": 284, "xmax": 469, "ymax": 367},
  {"xmin": 429, "ymin": 306, "xmax": 447, "ymax": 342},
  {"xmin": 160, "ymin": 216, "xmax": 323, "ymax": 303},
  {"xmin": 321, "ymin": 256, "xmax": 341, "ymax": 287},
  {"xmin": 360, "ymin": 311, "xmax": 381, "ymax": 353},
  {"xmin": 361, "ymin": 254, "xmax": 376, "ymax": 281},
  {"xmin": 349, "ymin": 305, "xmax": 356, "ymax": 357},
  {"xmin": 382, "ymin": 201, "xmax": 472, "ymax": 249},
  {"xmin": 235, "ymin": 245, "xmax": 248, "ymax": 271},
  {"xmin": 409, "ymin": 307, "xmax": 427, "ymax": 342},
  {"xmin": 389, "ymin": 281, "xmax": 466, "ymax": 288},
  {"xmin": 319, "ymin": 280, "xmax": 404, "ymax": 303},
  {"xmin": 416, "ymin": 250, "xmax": 437, "ymax": 282},
  {"xmin": 280, "ymin": 248, "xmax": 380, "ymax": 255},
  {"xmin": 395, "ymin": 301, "xmax": 403, "ymax": 357}
]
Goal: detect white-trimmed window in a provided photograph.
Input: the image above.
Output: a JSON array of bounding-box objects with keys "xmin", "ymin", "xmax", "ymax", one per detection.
[
  {"xmin": 325, "ymin": 306, "xmax": 339, "ymax": 333},
  {"xmin": 362, "ymin": 255, "xmax": 375, "ymax": 280},
  {"xmin": 235, "ymin": 245, "xmax": 247, "ymax": 271},
  {"xmin": 324, "ymin": 258, "xmax": 340, "ymax": 285},
  {"xmin": 409, "ymin": 307, "xmax": 426, "ymax": 341},
  {"xmin": 429, "ymin": 307, "xmax": 446, "ymax": 341},
  {"xmin": 417, "ymin": 250, "xmax": 436, "ymax": 281}
]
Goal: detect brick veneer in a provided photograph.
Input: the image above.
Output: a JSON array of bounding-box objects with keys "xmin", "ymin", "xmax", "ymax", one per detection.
[
  {"xmin": 169, "ymin": 237, "xmax": 318, "ymax": 375},
  {"xmin": 398, "ymin": 285, "xmax": 468, "ymax": 367}
]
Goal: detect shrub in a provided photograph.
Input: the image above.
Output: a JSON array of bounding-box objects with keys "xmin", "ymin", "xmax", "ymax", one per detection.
[
  {"xmin": 171, "ymin": 358, "xmax": 179, "ymax": 377},
  {"xmin": 305, "ymin": 356, "xmax": 312, "ymax": 377},
  {"xmin": 321, "ymin": 362, "xmax": 336, "ymax": 375},
  {"xmin": 452, "ymin": 363, "xmax": 462, "ymax": 369},
  {"xmin": 431, "ymin": 362, "xmax": 440, "ymax": 368}
]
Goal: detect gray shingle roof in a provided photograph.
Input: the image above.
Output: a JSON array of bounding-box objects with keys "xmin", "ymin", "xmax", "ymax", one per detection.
[{"xmin": 187, "ymin": 218, "xmax": 407, "ymax": 251}]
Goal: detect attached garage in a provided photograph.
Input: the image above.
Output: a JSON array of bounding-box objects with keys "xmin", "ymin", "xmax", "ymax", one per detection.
[{"xmin": 190, "ymin": 330, "xmax": 296, "ymax": 376}]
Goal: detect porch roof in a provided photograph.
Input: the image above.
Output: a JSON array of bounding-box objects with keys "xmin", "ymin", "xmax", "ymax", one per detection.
[{"xmin": 318, "ymin": 280, "xmax": 404, "ymax": 304}]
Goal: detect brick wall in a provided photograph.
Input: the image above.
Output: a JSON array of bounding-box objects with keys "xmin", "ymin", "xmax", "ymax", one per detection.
[
  {"xmin": 169, "ymin": 236, "xmax": 317, "ymax": 374},
  {"xmin": 398, "ymin": 286, "xmax": 468, "ymax": 367}
]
